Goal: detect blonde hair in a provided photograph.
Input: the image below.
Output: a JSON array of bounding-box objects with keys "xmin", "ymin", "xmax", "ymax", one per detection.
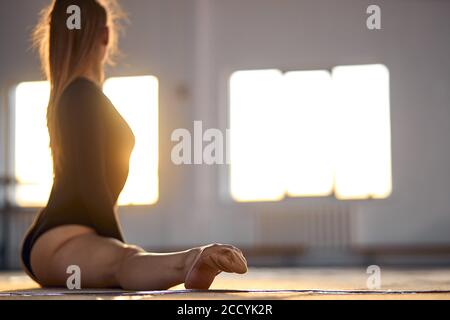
[{"xmin": 32, "ymin": 0, "xmax": 125, "ymax": 174}]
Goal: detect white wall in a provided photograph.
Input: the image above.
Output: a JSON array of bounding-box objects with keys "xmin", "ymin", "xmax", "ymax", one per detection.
[
  {"xmin": 179, "ymin": 0, "xmax": 450, "ymax": 248},
  {"xmin": 202, "ymin": 0, "xmax": 450, "ymax": 247},
  {"xmin": 0, "ymin": 0, "xmax": 449, "ymax": 256}
]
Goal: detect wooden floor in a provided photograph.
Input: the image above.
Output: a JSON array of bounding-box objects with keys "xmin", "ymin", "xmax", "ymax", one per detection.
[{"xmin": 1, "ymin": 267, "xmax": 450, "ymax": 300}]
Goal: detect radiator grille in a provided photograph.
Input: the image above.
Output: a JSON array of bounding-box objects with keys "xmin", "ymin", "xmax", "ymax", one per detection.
[{"xmin": 257, "ymin": 204, "xmax": 353, "ymax": 249}]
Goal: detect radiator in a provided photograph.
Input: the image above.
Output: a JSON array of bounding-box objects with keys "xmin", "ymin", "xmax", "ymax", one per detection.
[{"xmin": 257, "ymin": 203, "xmax": 353, "ymax": 249}]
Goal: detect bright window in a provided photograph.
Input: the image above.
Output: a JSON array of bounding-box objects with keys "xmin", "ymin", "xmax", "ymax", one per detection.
[
  {"xmin": 13, "ymin": 76, "xmax": 159, "ymax": 207},
  {"xmin": 103, "ymin": 76, "xmax": 159, "ymax": 205},
  {"xmin": 332, "ymin": 65, "xmax": 391, "ymax": 199},
  {"xmin": 229, "ymin": 70, "xmax": 286, "ymax": 202},
  {"xmin": 229, "ymin": 64, "xmax": 391, "ymax": 202},
  {"xmin": 283, "ymin": 70, "xmax": 335, "ymax": 198},
  {"xmin": 14, "ymin": 81, "xmax": 52, "ymax": 206}
]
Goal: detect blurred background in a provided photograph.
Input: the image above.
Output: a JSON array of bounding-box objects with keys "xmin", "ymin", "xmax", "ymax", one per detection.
[{"xmin": 1, "ymin": 0, "xmax": 450, "ymax": 271}]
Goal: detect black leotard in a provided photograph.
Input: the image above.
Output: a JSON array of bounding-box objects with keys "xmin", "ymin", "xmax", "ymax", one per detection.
[{"xmin": 20, "ymin": 77, "xmax": 135, "ymax": 280}]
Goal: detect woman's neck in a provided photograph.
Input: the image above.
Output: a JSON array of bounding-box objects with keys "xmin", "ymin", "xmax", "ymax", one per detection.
[{"xmin": 80, "ymin": 64, "xmax": 104, "ymax": 87}]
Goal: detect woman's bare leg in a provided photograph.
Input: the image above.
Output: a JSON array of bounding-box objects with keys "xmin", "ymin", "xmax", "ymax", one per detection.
[{"xmin": 30, "ymin": 225, "xmax": 247, "ymax": 290}]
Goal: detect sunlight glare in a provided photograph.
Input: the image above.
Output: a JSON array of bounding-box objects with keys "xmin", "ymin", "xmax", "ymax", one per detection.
[
  {"xmin": 229, "ymin": 70, "xmax": 286, "ymax": 202},
  {"xmin": 14, "ymin": 76, "xmax": 159, "ymax": 207},
  {"xmin": 332, "ymin": 64, "xmax": 392, "ymax": 199},
  {"xmin": 229, "ymin": 65, "xmax": 392, "ymax": 202},
  {"xmin": 283, "ymin": 70, "xmax": 335, "ymax": 197},
  {"xmin": 103, "ymin": 76, "xmax": 159, "ymax": 206},
  {"xmin": 14, "ymin": 81, "xmax": 52, "ymax": 206}
]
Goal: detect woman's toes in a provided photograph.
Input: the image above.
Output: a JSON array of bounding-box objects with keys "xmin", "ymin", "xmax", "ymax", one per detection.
[
  {"xmin": 230, "ymin": 250, "xmax": 248, "ymax": 274},
  {"xmin": 184, "ymin": 244, "xmax": 248, "ymax": 289}
]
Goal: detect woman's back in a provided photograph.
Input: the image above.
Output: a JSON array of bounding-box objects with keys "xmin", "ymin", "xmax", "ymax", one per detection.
[{"xmin": 21, "ymin": 77, "xmax": 135, "ymax": 278}]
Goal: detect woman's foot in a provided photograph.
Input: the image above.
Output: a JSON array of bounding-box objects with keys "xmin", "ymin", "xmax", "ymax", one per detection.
[{"xmin": 184, "ymin": 244, "xmax": 248, "ymax": 289}]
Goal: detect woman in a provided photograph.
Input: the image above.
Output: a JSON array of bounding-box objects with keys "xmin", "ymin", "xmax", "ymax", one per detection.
[{"xmin": 21, "ymin": 0, "xmax": 247, "ymax": 290}]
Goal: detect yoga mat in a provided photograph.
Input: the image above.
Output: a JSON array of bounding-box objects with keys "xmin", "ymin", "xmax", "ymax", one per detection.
[{"xmin": 2, "ymin": 288, "xmax": 450, "ymax": 297}]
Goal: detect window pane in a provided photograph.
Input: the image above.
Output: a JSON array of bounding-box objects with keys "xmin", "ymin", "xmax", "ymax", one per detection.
[
  {"xmin": 229, "ymin": 70, "xmax": 286, "ymax": 202},
  {"xmin": 332, "ymin": 64, "xmax": 392, "ymax": 199},
  {"xmin": 103, "ymin": 76, "xmax": 159, "ymax": 205},
  {"xmin": 14, "ymin": 81, "xmax": 52, "ymax": 206},
  {"xmin": 284, "ymin": 70, "xmax": 335, "ymax": 197}
]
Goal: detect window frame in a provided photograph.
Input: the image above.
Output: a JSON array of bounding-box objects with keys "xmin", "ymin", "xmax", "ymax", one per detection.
[{"xmin": 222, "ymin": 65, "xmax": 393, "ymax": 205}]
